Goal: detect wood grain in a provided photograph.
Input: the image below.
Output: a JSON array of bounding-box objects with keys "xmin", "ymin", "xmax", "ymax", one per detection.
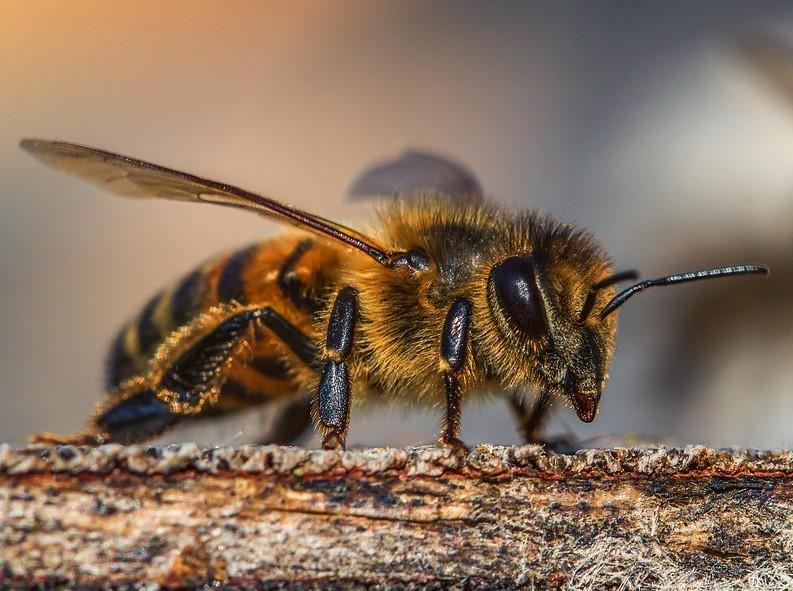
[{"xmin": 1, "ymin": 443, "xmax": 792, "ymax": 590}]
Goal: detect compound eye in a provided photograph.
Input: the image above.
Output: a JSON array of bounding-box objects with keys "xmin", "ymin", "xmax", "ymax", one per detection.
[{"xmin": 489, "ymin": 254, "xmax": 548, "ymax": 339}]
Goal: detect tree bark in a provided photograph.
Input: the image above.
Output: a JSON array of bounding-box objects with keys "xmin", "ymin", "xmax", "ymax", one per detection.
[{"xmin": 1, "ymin": 443, "xmax": 792, "ymax": 590}]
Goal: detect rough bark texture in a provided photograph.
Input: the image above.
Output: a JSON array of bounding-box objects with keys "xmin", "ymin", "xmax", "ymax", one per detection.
[{"xmin": 1, "ymin": 443, "xmax": 792, "ymax": 590}]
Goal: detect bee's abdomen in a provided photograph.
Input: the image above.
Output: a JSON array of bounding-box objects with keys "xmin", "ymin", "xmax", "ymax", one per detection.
[
  {"xmin": 105, "ymin": 235, "xmax": 336, "ymax": 396},
  {"xmin": 105, "ymin": 266, "xmax": 208, "ymax": 390}
]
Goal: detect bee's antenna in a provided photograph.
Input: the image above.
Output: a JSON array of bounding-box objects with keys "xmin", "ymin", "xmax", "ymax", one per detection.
[
  {"xmin": 578, "ymin": 270, "xmax": 639, "ymax": 323},
  {"xmin": 599, "ymin": 264, "xmax": 770, "ymax": 319}
]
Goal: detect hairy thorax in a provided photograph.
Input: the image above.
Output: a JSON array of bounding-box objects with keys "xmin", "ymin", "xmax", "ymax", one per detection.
[{"xmin": 332, "ymin": 195, "xmax": 504, "ymax": 404}]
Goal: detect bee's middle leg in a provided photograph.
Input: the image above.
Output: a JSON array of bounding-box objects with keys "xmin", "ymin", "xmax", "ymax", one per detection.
[{"xmin": 315, "ymin": 286, "xmax": 357, "ymax": 450}]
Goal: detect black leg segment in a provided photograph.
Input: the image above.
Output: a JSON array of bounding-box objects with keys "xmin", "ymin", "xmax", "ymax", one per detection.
[
  {"xmin": 439, "ymin": 297, "xmax": 472, "ymax": 447},
  {"xmin": 509, "ymin": 390, "xmax": 552, "ymax": 444},
  {"xmin": 318, "ymin": 360, "xmax": 349, "ymax": 428},
  {"xmin": 160, "ymin": 306, "xmax": 318, "ymax": 410},
  {"xmin": 33, "ymin": 305, "xmax": 320, "ymax": 446},
  {"xmin": 109, "ymin": 306, "xmax": 317, "ymax": 440},
  {"xmin": 441, "ymin": 298, "xmax": 471, "ymax": 372},
  {"xmin": 97, "ymin": 387, "xmax": 181, "ymax": 445},
  {"xmin": 316, "ymin": 286, "xmax": 357, "ymax": 449},
  {"xmin": 325, "ymin": 287, "xmax": 356, "ymax": 359},
  {"xmin": 259, "ymin": 307, "xmax": 319, "ymax": 367},
  {"xmin": 160, "ymin": 309, "xmax": 260, "ymax": 407}
]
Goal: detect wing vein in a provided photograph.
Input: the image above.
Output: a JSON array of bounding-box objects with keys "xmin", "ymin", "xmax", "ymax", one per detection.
[{"xmin": 20, "ymin": 138, "xmax": 397, "ymax": 266}]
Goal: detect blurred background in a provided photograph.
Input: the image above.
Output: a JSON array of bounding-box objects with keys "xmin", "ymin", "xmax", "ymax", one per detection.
[{"xmin": 1, "ymin": 1, "xmax": 792, "ymax": 448}]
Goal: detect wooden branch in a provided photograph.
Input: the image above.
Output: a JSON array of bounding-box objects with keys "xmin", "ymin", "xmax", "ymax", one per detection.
[{"xmin": 1, "ymin": 443, "xmax": 792, "ymax": 590}]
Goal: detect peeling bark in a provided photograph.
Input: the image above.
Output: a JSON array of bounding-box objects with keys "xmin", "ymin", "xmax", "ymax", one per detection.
[{"xmin": 1, "ymin": 443, "xmax": 792, "ymax": 590}]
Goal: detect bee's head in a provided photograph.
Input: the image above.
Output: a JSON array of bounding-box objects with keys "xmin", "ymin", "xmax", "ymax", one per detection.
[
  {"xmin": 482, "ymin": 218, "xmax": 768, "ymax": 423},
  {"xmin": 485, "ymin": 250, "xmax": 620, "ymax": 422}
]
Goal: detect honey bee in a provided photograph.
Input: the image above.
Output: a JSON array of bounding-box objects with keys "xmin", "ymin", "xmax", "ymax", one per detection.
[{"xmin": 22, "ymin": 139, "xmax": 769, "ymax": 450}]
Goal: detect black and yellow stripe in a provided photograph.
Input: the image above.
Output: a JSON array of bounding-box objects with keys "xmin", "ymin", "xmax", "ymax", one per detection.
[
  {"xmin": 105, "ymin": 268, "xmax": 208, "ymax": 390},
  {"xmin": 104, "ymin": 235, "xmax": 331, "ymax": 417}
]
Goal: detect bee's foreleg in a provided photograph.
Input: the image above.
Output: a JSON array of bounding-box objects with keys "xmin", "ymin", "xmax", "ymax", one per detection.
[
  {"xmin": 315, "ymin": 287, "xmax": 357, "ymax": 450},
  {"xmin": 439, "ymin": 298, "xmax": 472, "ymax": 450},
  {"xmin": 509, "ymin": 389, "xmax": 552, "ymax": 444}
]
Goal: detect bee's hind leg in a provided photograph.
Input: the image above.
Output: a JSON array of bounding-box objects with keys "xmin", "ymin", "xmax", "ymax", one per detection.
[
  {"xmin": 29, "ymin": 377, "xmax": 180, "ymax": 446},
  {"xmin": 31, "ymin": 304, "xmax": 320, "ymax": 446},
  {"xmin": 28, "ymin": 431, "xmax": 106, "ymax": 446},
  {"xmin": 29, "ymin": 306, "xmax": 264, "ymax": 446}
]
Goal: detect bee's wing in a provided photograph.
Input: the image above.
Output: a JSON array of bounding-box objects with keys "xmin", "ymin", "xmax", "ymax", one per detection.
[
  {"xmin": 347, "ymin": 150, "xmax": 483, "ymax": 200},
  {"xmin": 21, "ymin": 139, "xmax": 394, "ymax": 265}
]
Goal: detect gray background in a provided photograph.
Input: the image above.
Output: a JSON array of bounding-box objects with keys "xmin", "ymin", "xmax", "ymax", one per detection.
[{"xmin": 2, "ymin": 1, "xmax": 792, "ymax": 448}]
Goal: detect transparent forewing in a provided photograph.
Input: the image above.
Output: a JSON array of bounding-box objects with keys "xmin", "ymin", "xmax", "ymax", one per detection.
[
  {"xmin": 21, "ymin": 139, "xmax": 393, "ymax": 265},
  {"xmin": 20, "ymin": 139, "xmax": 215, "ymax": 201}
]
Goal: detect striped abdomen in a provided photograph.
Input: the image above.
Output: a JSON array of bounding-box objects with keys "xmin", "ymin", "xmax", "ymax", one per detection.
[{"xmin": 105, "ymin": 234, "xmax": 339, "ymax": 411}]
